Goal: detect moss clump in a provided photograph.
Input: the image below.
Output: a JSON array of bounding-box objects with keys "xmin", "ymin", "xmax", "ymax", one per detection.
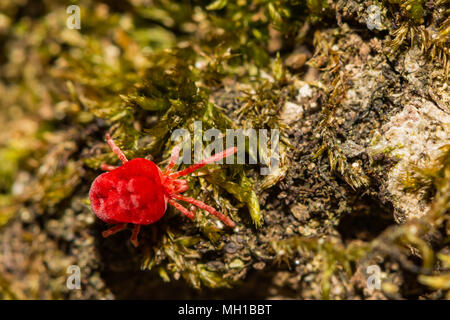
[
  {"xmin": 384, "ymin": 0, "xmax": 449, "ymax": 74},
  {"xmin": 271, "ymin": 236, "xmax": 372, "ymax": 299}
]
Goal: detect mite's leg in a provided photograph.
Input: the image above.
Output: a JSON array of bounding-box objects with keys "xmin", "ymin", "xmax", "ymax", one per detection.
[
  {"xmin": 100, "ymin": 164, "xmax": 118, "ymax": 171},
  {"xmin": 102, "ymin": 223, "xmax": 127, "ymax": 238},
  {"xmin": 172, "ymin": 179, "xmax": 189, "ymax": 193},
  {"xmin": 168, "ymin": 199, "xmax": 195, "ymax": 220},
  {"xmin": 105, "ymin": 133, "xmax": 128, "ymax": 163},
  {"xmin": 164, "ymin": 146, "xmax": 181, "ymax": 175},
  {"xmin": 130, "ymin": 224, "xmax": 141, "ymax": 247},
  {"xmin": 169, "ymin": 147, "xmax": 237, "ymax": 179},
  {"xmin": 173, "ymin": 194, "xmax": 235, "ymax": 228},
  {"xmin": 189, "ymin": 205, "xmax": 197, "ymax": 218}
]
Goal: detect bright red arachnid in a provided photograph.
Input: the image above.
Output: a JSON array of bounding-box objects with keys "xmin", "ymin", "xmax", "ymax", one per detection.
[{"xmin": 89, "ymin": 134, "xmax": 237, "ymax": 247}]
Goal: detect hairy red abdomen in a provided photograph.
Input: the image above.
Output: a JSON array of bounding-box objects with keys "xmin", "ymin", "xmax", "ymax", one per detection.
[{"xmin": 89, "ymin": 158, "xmax": 167, "ymax": 225}]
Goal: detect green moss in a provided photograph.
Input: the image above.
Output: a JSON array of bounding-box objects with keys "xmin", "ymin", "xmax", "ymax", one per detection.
[
  {"xmin": 141, "ymin": 228, "xmax": 235, "ymax": 288},
  {"xmin": 382, "ymin": 144, "xmax": 403, "ymax": 155},
  {"xmin": 271, "ymin": 236, "xmax": 372, "ymax": 299},
  {"xmin": 385, "ymin": 0, "xmax": 449, "ymax": 74},
  {"xmin": 386, "ymin": 0, "xmax": 425, "ymax": 23},
  {"xmin": 402, "ymin": 144, "xmax": 450, "ymax": 205}
]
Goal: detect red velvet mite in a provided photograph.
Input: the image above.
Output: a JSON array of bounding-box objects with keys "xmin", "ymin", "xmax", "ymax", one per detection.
[{"xmin": 89, "ymin": 134, "xmax": 237, "ymax": 247}]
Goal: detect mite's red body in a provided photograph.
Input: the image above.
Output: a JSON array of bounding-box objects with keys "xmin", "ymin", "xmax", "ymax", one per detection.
[
  {"xmin": 89, "ymin": 158, "xmax": 167, "ymax": 225},
  {"xmin": 89, "ymin": 134, "xmax": 236, "ymax": 247}
]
